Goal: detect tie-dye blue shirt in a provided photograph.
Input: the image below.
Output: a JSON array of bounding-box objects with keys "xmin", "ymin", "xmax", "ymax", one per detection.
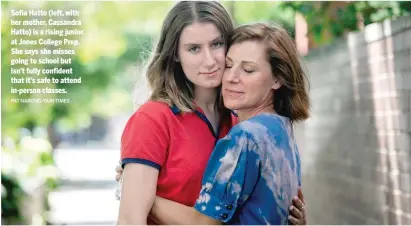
[{"xmin": 193, "ymin": 113, "xmax": 301, "ymax": 225}]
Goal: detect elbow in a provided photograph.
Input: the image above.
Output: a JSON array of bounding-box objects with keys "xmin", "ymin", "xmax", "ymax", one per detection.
[{"xmin": 117, "ymin": 213, "xmax": 146, "ymax": 225}]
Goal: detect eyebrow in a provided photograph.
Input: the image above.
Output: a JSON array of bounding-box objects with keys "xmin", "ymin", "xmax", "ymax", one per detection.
[
  {"xmin": 183, "ymin": 36, "xmax": 224, "ymax": 47},
  {"xmin": 226, "ymin": 56, "xmax": 257, "ymax": 65}
]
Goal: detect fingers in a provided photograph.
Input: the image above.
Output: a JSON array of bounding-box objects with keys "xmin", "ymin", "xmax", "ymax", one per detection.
[
  {"xmin": 115, "ymin": 173, "xmax": 121, "ymax": 182},
  {"xmin": 292, "ymin": 196, "xmax": 305, "ymax": 212},
  {"xmin": 115, "ymin": 165, "xmax": 123, "ymax": 182},
  {"xmin": 288, "ymin": 215, "xmax": 300, "ymax": 225},
  {"xmin": 289, "ymin": 188, "xmax": 307, "ymax": 225},
  {"xmin": 115, "ymin": 165, "xmax": 123, "ymax": 173},
  {"xmin": 292, "ymin": 198, "xmax": 307, "ymax": 225},
  {"xmin": 297, "ymin": 187, "xmax": 305, "ymax": 204},
  {"xmin": 289, "ymin": 205, "xmax": 303, "ymax": 221}
]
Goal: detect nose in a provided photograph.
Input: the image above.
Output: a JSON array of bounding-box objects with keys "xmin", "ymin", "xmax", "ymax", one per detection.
[
  {"xmin": 223, "ymin": 66, "xmax": 239, "ymax": 83},
  {"xmin": 203, "ymin": 48, "xmax": 216, "ymax": 68}
]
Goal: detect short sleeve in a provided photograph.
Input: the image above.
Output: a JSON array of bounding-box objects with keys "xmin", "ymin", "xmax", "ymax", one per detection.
[
  {"xmin": 120, "ymin": 111, "xmax": 169, "ymax": 170},
  {"xmin": 193, "ymin": 128, "xmax": 260, "ymax": 223}
]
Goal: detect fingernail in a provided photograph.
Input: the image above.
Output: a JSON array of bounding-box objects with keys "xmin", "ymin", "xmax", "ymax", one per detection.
[{"xmin": 289, "ymin": 206, "xmax": 293, "ymax": 211}]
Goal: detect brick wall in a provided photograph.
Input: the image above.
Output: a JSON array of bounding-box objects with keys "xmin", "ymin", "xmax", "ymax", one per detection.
[{"xmin": 296, "ymin": 15, "xmax": 411, "ymax": 224}]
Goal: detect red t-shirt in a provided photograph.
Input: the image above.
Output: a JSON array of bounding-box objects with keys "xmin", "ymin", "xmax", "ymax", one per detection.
[{"xmin": 121, "ymin": 100, "xmax": 238, "ymax": 221}]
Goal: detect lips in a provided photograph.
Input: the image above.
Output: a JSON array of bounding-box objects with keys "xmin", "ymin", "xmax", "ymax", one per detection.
[
  {"xmin": 200, "ymin": 69, "xmax": 219, "ymax": 76},
  {"xmin": 224, "ymin": 89, "xmax": 244, "ymax": 98}
]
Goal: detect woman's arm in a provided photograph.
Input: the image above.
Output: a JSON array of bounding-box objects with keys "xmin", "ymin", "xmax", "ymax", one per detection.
[
  {"xmin": 117, "ymin": 163, "xmax": 159, "ymax": 225},
  {"xmin": 148, "ymin": 193, "xmax": 307, "ymax": 225},
  {"xmin": 149, "ymin": 196, "xmax": 221, "ymax": 225},
  {"xmin": 150, "ymin": 129, "xmax": 260, "ymax": 225}
]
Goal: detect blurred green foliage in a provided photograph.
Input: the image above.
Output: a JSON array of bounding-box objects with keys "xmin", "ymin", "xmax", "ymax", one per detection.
[
  {"xmin": 1, "ymin": 173, "xmax": 25, "ymax": 224},
  {"xmin": 1, "ymin": 136, "xmax": 58, "ymax": 224},
  {"xmin": 223, "ymin": 1, "xmax": 296, "ymax": 37},
  {"xmin": 1, "ymin": 1, "xmax": 167, "ymax": 224},
  {"xmin": 280, "ymin": 1, "xmax": 411, "ymax": 46},
  {"xmin": 1, "ymin": 2, "xmax": 163, "ymax": 139}
]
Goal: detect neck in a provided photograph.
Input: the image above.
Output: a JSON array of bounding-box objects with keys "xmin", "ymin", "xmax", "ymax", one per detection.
[
  {"xmin": 194, "ymin": 86, "xmax": 218, "ymax": 112},
  {"xmin": 237, "ymin": 102, "xmax": 275, "ymax": 122}
]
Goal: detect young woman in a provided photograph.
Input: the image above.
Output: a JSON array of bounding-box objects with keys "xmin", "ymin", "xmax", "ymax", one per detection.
[{"xmin": 117, "ymin": 1, "xmax": 306, "ymax": 225}]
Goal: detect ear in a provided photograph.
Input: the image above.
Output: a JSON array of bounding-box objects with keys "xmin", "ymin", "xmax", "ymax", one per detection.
[{"xmin": 271, "ymin": 77, "xmax": 282, "ymax": 90}]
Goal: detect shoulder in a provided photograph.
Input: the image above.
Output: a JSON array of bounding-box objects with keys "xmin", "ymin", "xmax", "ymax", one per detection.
[
  {"xmin": 233, "ymin": 114, "xmax": 290, "ymax": 142},
  {"xmin": 222, "ymin": 120, "xmax": 257, "ymax": 150},
  {"xmin": 136, "ymin": 100, "xmax": 173, "ymax": 115},
  {"xmin": 121, "ymin": 101, "xmax": 172, "ymax": 147},
  {"xmin": 132, "ymin": 100, "xmax": 175, "ymax": 122},
  {"xmin": 243, "ymin": 113, "xmax": 287, "ymax": 132},
  {"xmin": 123, "ymin": 100, "xmax": 175, "ymax": 133}
]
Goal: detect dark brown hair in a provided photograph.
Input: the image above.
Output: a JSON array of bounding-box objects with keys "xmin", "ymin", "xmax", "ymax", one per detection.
[{"xmin": 231, "ymin": 22, "xmax": 310, "ymax": 122}]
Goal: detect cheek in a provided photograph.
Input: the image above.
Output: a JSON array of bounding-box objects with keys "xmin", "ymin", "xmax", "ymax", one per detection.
[
  {"xmin": 222, "ymin": 70, "xmax": 229, "ymax": 81},
  {"xmin": 222, "ymin": 68, "xmax": 233, "ymax": 84},
  {"xmin": 260, "ymin": 72, "xmax": 275, "ymax": 88},
  {"xmin": 221, "ymin": 75, "xmax": 229, "ymax": 88},
  {"xmin": 245, "ymin": 74, "xmax": 273, "ymax": 95},
  {"xmin": 180, "ymin": 52, "xmax": 198, "ymax": 66},
  {"xmin": 214, "ymin": 49, "xmax": 227, "ymax": 65},
  {"xmin": 180, "ymin": 55, "xmax": 201, "ymax": 75}
]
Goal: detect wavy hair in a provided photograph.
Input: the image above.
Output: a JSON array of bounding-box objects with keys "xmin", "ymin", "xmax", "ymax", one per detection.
[{"xmin": 231, "ymin": 23, "xmax": 310, "ymax": 122}]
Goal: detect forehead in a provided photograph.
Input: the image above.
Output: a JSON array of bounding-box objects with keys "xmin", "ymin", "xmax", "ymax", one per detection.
[
  {"xmin": 227, "ymin": 40, "xmax": 267, "ymax": 62},
  {"xmin": 179, "ymin": 22, "xmax": 222, "ymax": 43}
]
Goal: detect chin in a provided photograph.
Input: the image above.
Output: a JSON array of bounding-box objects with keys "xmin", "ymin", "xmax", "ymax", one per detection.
[
  {"xmin": 223, "ymin": 99, "xmax": 240, "ymax": 110},
  {"xmin": 203, "ymin": 80, "xmax": 222, "ymax": 88}
]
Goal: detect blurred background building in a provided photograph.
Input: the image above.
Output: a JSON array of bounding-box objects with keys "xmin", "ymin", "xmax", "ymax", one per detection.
[{"xmin": 1, "ymin": 1, "xmax": 411, "ymax": 225}]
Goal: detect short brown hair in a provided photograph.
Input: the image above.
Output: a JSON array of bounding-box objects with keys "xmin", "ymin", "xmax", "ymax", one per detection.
[
  {"xmin": 145, "ymin": 1, "xmax": 233, "ymax": 112},
  {"xmin": 230, "ymin": 23, "xmax": 310, "ymax": 122}
]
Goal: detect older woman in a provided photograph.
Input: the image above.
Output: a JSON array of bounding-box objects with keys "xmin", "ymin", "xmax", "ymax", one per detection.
[{"xmin": 147, "ymin": 22, "xmax": 310, "ymax": 225}]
